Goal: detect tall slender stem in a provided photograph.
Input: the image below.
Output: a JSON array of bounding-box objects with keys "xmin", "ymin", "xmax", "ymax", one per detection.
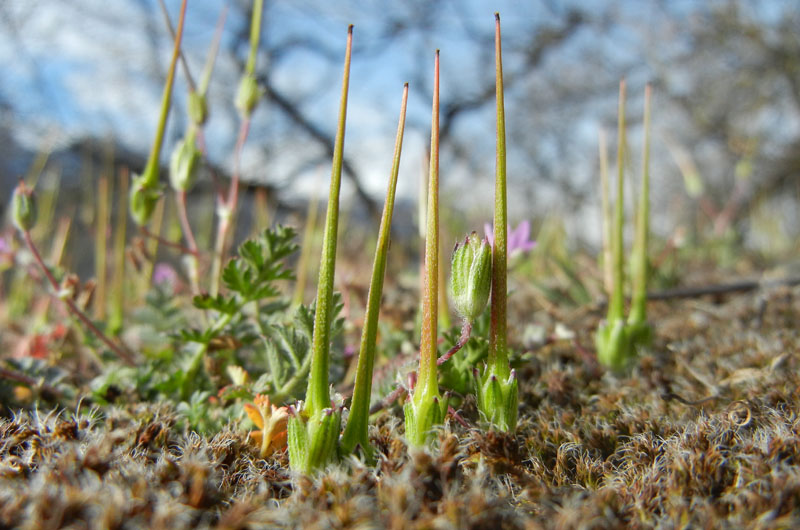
[
  {"xmin": 414, "ymin": 50, "xmax": 441, "ymax": 406},
  {"xmin": 142, "ymin": 0, "xmax": 187, "ymax": 186},
  {"xmin": 306, "ymin": 25, "xmax": 353, "ymax": 416},
  {"xmin": 629, "ymin": 84, "xmax": 651, "ymax": 324},
  {"xmin": 488, "ymin": 13, "xmax": 509, "ymax": 378},
  {"xmin": 608, "ymin": 80, "xmax": 627, "ymax": 323},
  {"xmin": 341, "ymin": 83, "xmax": 408, "ymax": 454},
  {"xmin": 598, "ymin": 128, "xmax": 613, "ymax": 297}
]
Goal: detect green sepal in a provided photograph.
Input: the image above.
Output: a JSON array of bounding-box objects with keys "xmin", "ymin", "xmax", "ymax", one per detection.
[
  {"xmin": 11, "ymin": 182, "xmax": 37, "ymax": 232},
  {"xmin": 169, "ymin": 133, "xmax": 201, "ymax": 192},
  {"xmin": 129, "ymin": 174, "xmax": 163, "ymax": 226},
  {"xmin": 188, "ymin": 91, "xmax": 208, "ymax": 126},
  {"xmin": 449, "ymin": 232, "xmax": 492, "ymax": 322},
  {"xmin": 403, "ymin": 392, "xmax": 448, "ymax": 447},
  {"xmin": 287, "ymin": 402, "xmax": 341, "ymax": 475},
  {"xmin": 475, "ymin": 366, "xmax": 518, "ymax": 432},
  {"xmin": 235, "ymin": 73, "xmax": 262, "ymax": 118},
  {"xmin": 287, "ymin": 411, "xmax": 308, "ymax": 471}
]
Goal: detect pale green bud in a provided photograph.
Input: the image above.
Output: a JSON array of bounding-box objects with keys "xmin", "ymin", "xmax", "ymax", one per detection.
[
  {"xmin": 288, "ymin": 405, "xmax": 341, "ymax": 474},
  {"xmin": 11, "ymin": 181, "xmax": 37, "ymax": 232},
  {"xmin": 169, "ymin": 134, "xmax": 201, "ymax": 192},
  {"xmin": 449, "ymin": 232, "xmax": 492, "ymax": 322},
  {"xmin": 235, "ymin": 73, "xmax": 261, "ymax": 118},
  {"xmin": 188, "ymin": 91, "xmax": 208, "ymax": 126},
  {"xmin": 129, "ymin": 175, "xmax": 162, "ymax": 226},
  {"xmin": 475, "ymin": 368, "xmax": 518, "ymax": 432}
]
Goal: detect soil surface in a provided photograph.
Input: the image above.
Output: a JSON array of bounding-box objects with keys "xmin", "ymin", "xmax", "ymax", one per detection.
[{"xmin": 2, "ymin": 285, "xmax": 799, "ymax": 529}]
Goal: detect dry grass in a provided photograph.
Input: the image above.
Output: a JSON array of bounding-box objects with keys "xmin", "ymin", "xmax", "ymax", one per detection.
[{"xmin": 2, "ymin": 285, "xmax": 800, "ymax": 528}]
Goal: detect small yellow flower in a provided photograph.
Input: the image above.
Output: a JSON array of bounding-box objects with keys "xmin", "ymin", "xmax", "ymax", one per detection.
[{"xmin": 244, "ymin": 394, "xmax": 289, "ymax": 457}]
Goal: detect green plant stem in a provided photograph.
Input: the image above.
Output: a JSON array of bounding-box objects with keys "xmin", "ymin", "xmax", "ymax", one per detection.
[
  {"xmin": 109, "ymin": 169, "xmax": 129, "ymax": 334},
  {"xmin": 141, "ymin": 0, "xmax": 187, "ymax": 188},
  {"xmin": 157, "ymin": 0, "xmax": 195, "ymax": 91},
  {"xmin": 414, "ymin": 51, "xmax": 441, "ymax": 408},
  {"xmin": 176, "ymin": 191, "xmax": 199, "ymax": 252},
  {"xmin": 271, "ymin": 350, "xmax": 314, "ymax": 404},
  {"xmin": 341, "ymin": 83, "xmax": 408, "ymax": 455},
  {"xmin": 94, "ymin": 175, "xmax": 109, "ymax": 320},
  {"xmin": 305, "ymin": 25, "xmax": 353, "ymax": 417},
  {"xmin": 598, "ymin": 128, "xmax": 613, "ymax": 297},
  {"xmin": 200, "ymin": 7, "xmax": 227, "ymax": 96},
  {"xmin": 293, "ymin": 184, "xmax": 320, "ymax": 306},
  {"xmin": 245, "ymin": 0, "xmax": 263, "ymax": 76},
  {"xmin": 488, "ymin": 14, "xmax": 509, "ymax": 379},
  {"xmin": 210, "ymin": 117, "xmax": 251, "ymax": 297},
  {"xmin": 607, "ymin": 79, "xmax": 627, "ymax": 324},
  {"xmin": 180, "ymin": 308, "xmax": 235, "ymax": 399},
  {"xmin": 175, "ymin": 191, "xmax": 201, "ymax": 293},
  {"xmin": 629, "ymin": 84, "xmax": 651, "ymax": 324},
  {"xmin": 141, "ymin": 197, "xmax": 165, "ymax": 289},
  {"xmin": 22, "ymin": 230, "xmax": 135, "ymax": 366}
]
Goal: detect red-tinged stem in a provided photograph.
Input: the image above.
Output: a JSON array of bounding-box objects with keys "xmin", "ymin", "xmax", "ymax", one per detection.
[
  {"xmin": 22, "ymin": 230, "xmax": 135, "ymax": 366},
  {"xmin": 437, "ymin": 320, "xmax": 472, "ymax": 366},
  {"xmin": 414, "ymin": 50, "xmax": 441, "ymax": 406},
  {"xmin": 176, "ymin": 191, "xmax": 199, "ymax": 253},
  {"xmin": 138, "ymin": 226, "xmax": 200, "ymax": 257},
  {"xmin": 210, "ymin": 117, "xmax": 251, "ymax": 296},
  {"xmin": 0, "ymin": 366, "xmax": 64, "ymax": 399}
]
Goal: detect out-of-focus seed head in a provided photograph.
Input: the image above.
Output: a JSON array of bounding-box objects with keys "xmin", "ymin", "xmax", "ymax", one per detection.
[
  {"xmin": 449, "ymin": 231, "xmax": 492, "ymax": 322},
  {"xmin": 169, "ymin": 135, "xmax": 201, "ymax": 192},
  {"xmin": 188, "ymin": 91, "xmax": 208, "ymax": 126},
  {"xmin": 235, "ymin": 73, "xmax": 262, "ymax": 118},
  {"xmin": 129, "ymin": 175, "xmax": 162, "ymax": 226},
  {"xmin": 11, "ymin": 181, "xmax": 37, "ymax": 232}
]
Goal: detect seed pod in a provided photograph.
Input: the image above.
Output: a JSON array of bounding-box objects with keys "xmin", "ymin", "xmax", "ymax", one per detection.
[
  {"xmin": 235, "ymin": 73, "xmax": 261, "ymax": 118},
  {"xmin": 188, "ymin": 91, "xmax": 208, "ymax": 126},
  {"xmin": 11, "ymin": 181, "xmax": 37, "ymax": 231},
  {"xmin": 169, "ymin": 135, "xmax": 201, "ymax": 192},
  {"xmin": 449, "ymin": 232, "xmax": 492, "ymax": 322},
  {"xmin": 129, "ymin": 176, "xmax": 161, "ymax": 226}
]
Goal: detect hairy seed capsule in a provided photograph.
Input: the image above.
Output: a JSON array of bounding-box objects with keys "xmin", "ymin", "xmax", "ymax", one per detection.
[
  {"xmin": 449, "ymin": 232, "xmax": 492, "ymax": 321},
  {"xmin": 235, "ymin": 73, "xmax": 261, "ymax": 117},
  {"xmin": 188, "ymin": 91, "xmax": 208, "ymax": 126},
  {"xmin": 11, "ymin": 181, "xmax": 37, "ymax": 231},
  {"xmin": 169, "ymin": 135, "xmax": 201, "ymax": 192},
  {"xmin": 129, "ymin": 176, "xmax": 161, "ymax": 226}
]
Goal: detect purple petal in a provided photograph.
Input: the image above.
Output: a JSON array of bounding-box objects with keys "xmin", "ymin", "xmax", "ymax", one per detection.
[{"xmin": 484, "ymin": 223, "xmax": 494, "ymax": 248}]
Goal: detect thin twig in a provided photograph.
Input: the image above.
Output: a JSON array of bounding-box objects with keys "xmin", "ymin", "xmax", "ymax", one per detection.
[
  {"xmin": 437, "ymin": 320, "xmax": 472, "ymax": 366},
  {"xmin": 591, "ymin": 276, "xmax": 800, "ymax": 309},
  {"xmin": 22, "ymin": 230, "xmax": 136, "ymax": 366},
  {"xmin": 0, "ymin": 366, "xmax": 64, "ymax": 399},
  {"xmin": 139, "ymin": 226, "xmax": 201, "ymax": 258}
]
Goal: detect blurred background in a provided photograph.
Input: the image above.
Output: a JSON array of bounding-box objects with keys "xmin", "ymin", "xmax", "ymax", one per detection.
[{"xmin": 1, "ymin": 0, "xmax": 799, "ymax": 269}]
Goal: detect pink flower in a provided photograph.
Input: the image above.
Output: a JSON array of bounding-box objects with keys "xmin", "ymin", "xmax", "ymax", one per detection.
[
  {"xmin": 153, "ymin": 263, "xmax": 178, "ymax": 290},
  {"xmin": 483, "ymin": 220, "xmax": 536, "ymax": 256}
]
